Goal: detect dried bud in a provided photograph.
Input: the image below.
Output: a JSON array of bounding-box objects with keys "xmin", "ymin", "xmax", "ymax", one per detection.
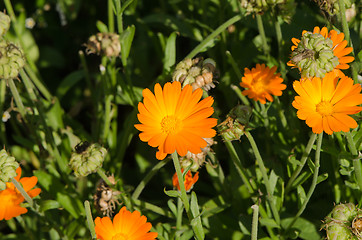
[
  {"xmin": 0, "ymin": 40, "xmax": 25, "ymax": 79},
  {"xmin": 0, "ymin": 149, "xmax": 19, "ymax": 190},
  {"xmin": 85, "ymin": 33, "xmax": 121, "ymax": 57},
  {"xmin": 172, "ymin": 57, "xmax": 218, "ymax": 91},
  {"xmin": 180, "ymin": 137, "xmax": 215, "ymax": 171},
  {"xmin": 0, "ymin": 12, "xmax": 11, "ymax": 36},
  {"xmin": 290, "ymin": 32, "xmax": 339, "ymax": 78},
  {"xmin": 219, "ymin": 105, "xmax": 252, "ymax": 141},
  {"xmin": 69, "ymin": 142, "xmax": 107, "ymax": 177},
  {"xmin": 324, "ymin": 203, "xmax": 362, "ymax": 240},
  {"xmin": 240, "ymin": 0, "xmax": 295, "ymax": 20}
]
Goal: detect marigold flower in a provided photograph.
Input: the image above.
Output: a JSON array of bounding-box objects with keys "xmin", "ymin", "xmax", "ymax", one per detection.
[
  {"xmin": 172, "ymin": 169, "xmax": 199, "ymax": 192},
  {"xmin": 135, "ymin": 81, "xmax": 217, "ymax": 160},
  {"xmin": 0, "ymin": 167, "xmax": 41, "ymax": 220},
  {"xmin": 292, "ymin": 72, "xmax": 362, "ymax": 135},
  {"xmin": 240, "ymin": 64, "xmax": 286, "ymax": 104},
  {"xmin": 288, "ymin": 26, "xmax": 354, "ymax": 78},
  {"xmin": 94, "ymin": 206, "xmax": 158, "ymax": 240}
]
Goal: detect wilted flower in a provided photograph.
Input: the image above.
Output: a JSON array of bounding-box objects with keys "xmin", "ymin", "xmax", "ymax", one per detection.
[
  {"xmin": 172, "ymin": 169, "xmax": 199, "ymax": 192},
  {"xmin": 85, "ymin": 33, "xmax": 121, "ymax": 57},
  {"xmin": 219, "ymin": 105, "xmax": 252, "ymax": 141},
  {"xmin": 180, "ymin": 137, "xmax": 215, "ymax": 171}
]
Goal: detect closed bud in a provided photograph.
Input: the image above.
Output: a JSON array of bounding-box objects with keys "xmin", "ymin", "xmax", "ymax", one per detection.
[
  {"xmin": 0, "ymin": 12, "xmax": 11, "ymax": 37},
  {"xmin": 0, "ymin": 40, "xmax": 25, "ymax": 79},
  {"xmin": 0, "ymin": 149, "xmax": 19, "ymax": 190},
  {"xmin": 219, "ymin": 105, "xmax": 252, "ymax": 141}
]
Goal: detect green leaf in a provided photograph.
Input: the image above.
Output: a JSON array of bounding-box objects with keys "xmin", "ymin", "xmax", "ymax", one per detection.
[
  {"xmin": 316, "ymin": 173, "xmax": 328, "ymax": 184},
  {"xmin": 163, "ymin": 32, "xmax": 177, "ymax": 72},
  {"xmin": 297, "ymin": 185, "xmax": 306, "ymax": 206},
  {"xmin": 56, "ymin": 70, "xmax": 85, "ymax": 100},
  {"xmin": 164, "ymin": 188, "xmax": 180, "ymax": 198},
  {"xmin": 269, "ymin": 170, "xmax": 278, "ymax": 195},
  {"xmin": 96, "ymin": 20, "xmax": 109, "ymax": 33},
  {"xmin": 281, "ymin": 217, "xmax": 320, "ymax": 240},
  {"xmin": 190, "ymin": 191, "xmax": 205, "ymax": 240},
  {"xmin": 167, "ymin": 199, "xmax": 177, "ymax": 217},
  {"xmin": 120, "ymin": 25, "xmax": 135, "ymax": 63},
  {"xmin": 39, "ymin": 200, "xmax": 61, "ymax": 212},
  {"xmin": 259, "ymin": 218, "xmax": 280, "ymax": 229}
]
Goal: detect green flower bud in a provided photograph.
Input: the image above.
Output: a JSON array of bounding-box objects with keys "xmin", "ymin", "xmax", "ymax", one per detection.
[
  {"xmin": 290, "ymin": 32, "xmax": 339, "ymax": 78},
  {"xmin": 0, "ymin": 149, "xmax": 19, "ymax": 190},
  {"xmin": 0, "ymin": 12, "xmax": 11, "ymax": 37},
  {"xmin": 219, "ymin": 105, "xmax": 252, "ymax": 141},
  {"xmin": 0, "ymin": 40, "xmax": 25, "ymax": 79},
  {"xmin": 69, "ymin": 143, "xmax": 107, "ymax": 177}
]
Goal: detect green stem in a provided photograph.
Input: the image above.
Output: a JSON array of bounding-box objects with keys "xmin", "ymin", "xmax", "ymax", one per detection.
[
  {"xmin": 346, "ymin": 132, "xmax": 362, "ymax": 191},
  {"xmin": 11, "ymin": 177, "xmax": 33, "ymax": 207},
  {"xmin": 24, "ymin": 65, "xmax": 52, "ymax": 101},
  {"xmin": 171, "ymin": 151, "xmax": 191, "ymax": 219},
  {"xmin": 96, "ymin": 168, "xmax": 113, "ymax": 186},
  {"xmin": 251, "ymin": 204, "xmax": 259, "ymax": 240},
  {"xmin": 256, "ymin": 14, "xmax": 269, "ymax": 56},
  {"xmin": 0, "ymin": 79, "xmax": 7, "ymax": 145},
  {"xmin": 114, "ymin": 0, "xmax": 124, "ymax": 34},
  {"xmin": 132, "ymin": 198, "xmax": 173, "ymax": 218},
  {"xmin": 132, "ymin": 157, "xmax": 171, "ymax": 200},
  {"xmin": 285, "ymin": 133, "xmax": 317, "ymax": 193},
  {"xmin": 286, "ymin": 132, "xmax": 323, "ymax": 231},
  {"xmin": 230, "ymin": 84, "xmax": 250, "ymax": 106},
  {"xmin": 175, "ymin": 197, "xmax": 183, "ymax": 240},
  {"xmin": 224, "ymin": 141, "xmax": 255, "ymax": 194},
  {"xmin": 245, "ymin": 131, "xmax": 280, "ymax": 225},
  {"xmin": 7, "ymin": 78, "xmax": 26, "ymax": 117},
  {"xmin": 84, "ymin": 200, "xmax": 97, "ymax": 240},
  {"xmin": 274, "ymin": 16, "xmax": 286, "ymax": 80},
  {"xmin": 108, "ymin": 0, "xmax": 115, "ymax": 32},
  {"xmin": 185, "ymin": 15, "xmax": 242, "ymax": 59}
]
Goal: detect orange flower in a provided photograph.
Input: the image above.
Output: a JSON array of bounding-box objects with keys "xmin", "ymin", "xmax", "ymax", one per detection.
[
  {"xmin": 135, "ymin": 81, "xmax": 217, "ymax": 160},
  {"xmin": 292, "ymin": 72, "xmax": 362, "ymax": 135},
  {"xmin": 240, "ymin": 64, "xmax": 286, "ymax": 104},
  {"xmin": 94, "ymin": 206, "xmax": 158, "ymax": 240},
  {"xmin": 172, "ymin": 169, "xmax": 199, "ymax": 192},
  {"xmin": 288, "ymin": 26, "xmax": 354, "ymax": 76},
  {"xmin": 0, "ymin": 167, "xmax": 41, "ymax": 220}
]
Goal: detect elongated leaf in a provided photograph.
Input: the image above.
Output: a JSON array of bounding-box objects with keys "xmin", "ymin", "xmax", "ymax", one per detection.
[
  {"xmin": 190, "ymin": 192, "xmax": 205, "ymax": 240},
  {"xmin": 163, "ymin": 32, "xmax": 177, "ymax": 72},
  {"xmin": 120, "ymin": 25, "xmax": 135, "ymax": 63}
]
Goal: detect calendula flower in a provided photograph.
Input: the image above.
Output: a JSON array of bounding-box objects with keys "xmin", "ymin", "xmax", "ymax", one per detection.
[
  {"xmin": 240, "ymin": 64, "xmax": 286, "ymax": 104},
  {"xmin": 172, "ymin": 169, "xmax": 199, "ymax": 192},
  {"xmin": 135, "ymin": 81, "xmax": 217, "ymax": 160},
  {"xmin": 0, "ymin": 167, "xmax": 41, "ymax": 220},
  {"xmin": 292, "ymin": 72, "xmax": 362, "ymax": 135},
  {"xmin": 288, "ymin": 26, "xmax": 354, "ymax": 78},
  {"xmin": 94, "ymin": 206, "xmax": 158, "ymax": 240}
]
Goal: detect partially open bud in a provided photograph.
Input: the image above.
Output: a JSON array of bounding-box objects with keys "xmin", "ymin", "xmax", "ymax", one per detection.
[
  {"xmin": 172, "ymin": 57, "xmax": 218, "ymax": 91},
  {"xmin": 69, "ymin": 142, "xmax": 107, "ymax": 177},
  {"xmin": 172, "ymin": 169, "xmax": 199, "ymax": 192},
  {"xmin": 0, "ymin": 149, "xmax": 19, "ymax": 190},
  {"xmin": 0, "ymin": 40, "xmax": 25, "ymax": 79},
  {"xmin": 219, "ymin": 105, "xmax": 252, "ymax": 141},
  {"xmin": 85, "ymin": 33, "xmax": 121, "ymax": 57},
  {"xmin": 290, "ymin": 32, "xmax": 339, "ymax": 78},
  {"xmin": 0, "ymin": 12, "xmax": 11, "ymax": 37},
  {"xmin": 323, "ymin": 203, "xmax": 362, "ymax": 240}
]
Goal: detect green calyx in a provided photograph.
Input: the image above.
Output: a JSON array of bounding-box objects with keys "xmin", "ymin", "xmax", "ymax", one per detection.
[
  {"xmin": 0, "ymin": 40, "xmax": 26, "ymax": 79},
  {"xmin": 69, "ymin": 143, "xmax": 107, "ymax": 177},
  {"xmin": 0, "ymin": 12, "xmax": 11, "ymax": 37},
  {"xmin": 0, "ymin": 149, "xmax": 19, "ymax": 190},
  {"xmin": 291, "ymin": 32, "xmax": 339, "ymax": 78}
]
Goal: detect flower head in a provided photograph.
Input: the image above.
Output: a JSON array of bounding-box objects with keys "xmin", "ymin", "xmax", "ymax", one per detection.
[
  {"xmin": 172, "ymin": 169, "xmax": 199, "ymax": 192},
  {"xmin": 94, "ymin": 206, "xmax": 158, "ymax": 240},
  {"xmin": 240, "ymin": 64, "xmax": 286, "ymax": 104},
  {"xmin": 0, "ymin": 149, "xmax": 19, "ymax": 190},
  {"xmin": 0, "ymin": 167, "xmax": 41, "ymax": 220},
  {"xmin": 135, "ymin": 81, "xmax": 217, "ymax": 160},
  {"xmin": 292, "ymin": 72, "xmax": 362, "ymax": 135},
  {"xmin": 288, "ymin": 26, "xmax": 354, "ymax": 78}
]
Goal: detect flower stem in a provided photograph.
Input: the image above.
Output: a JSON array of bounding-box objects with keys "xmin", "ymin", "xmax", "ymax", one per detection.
[
  {"xmin": 96, "ymin": 168, "xmax": 113, "ymax": 186},
  {"xmin": 84, "ymin": 200, "xmax": 97, "ymax": 240},
  {"xmin": 256, "ymin": 14, "xmax": 269, "ymax": 57},
  {"xmin": 171, "ymin": 151, "xmax": 191, "ymax": 218},
  {"xmin": 244, "ymin": 131, "xmax": 280, "ymax": 225},
  {"xmin": 345, "ymin": 132, "xmax": 362, "ymax": 191},
  {"xmin": 108, "ymin": 0, "xmax": 115, "ymax": 33},
  {"xmin": 285, "ymin": 133, "xmax": 317, "ymax": 193},
  {"xmin": 7, "ymin": 78, "xmax": 26, "ymax": 117},
  {"xmin": 185, "ymin": 15, "xmax": 242, "ymax": 59},
  {"xmin": 132, "ymin": 157, "xmax": 171, "ymax": 200},
  {"xmin": 11, "ymin": 177, "xmax": 33, "ymax": 208},
  {"xmin": 286, "ymin": 132, "xmax": 323, "ymax": 231},
  {"xmin": 274, "ymin": 16, "xmax": 286, "ymax": 79},
  {"xmin": 251, "ymin": 204, "xmax": 259, "ymax": 240},
  {"xmin": 175, "ymin": 197, "xmax": 183, "ymax": 240}
]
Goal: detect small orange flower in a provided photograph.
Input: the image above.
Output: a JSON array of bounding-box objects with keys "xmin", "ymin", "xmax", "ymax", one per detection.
[
  {"xmin": 94, "ymin": 206, "xmax": 158, "ymax": 240},
  {"xmin": 292, "ymin": 72, "xmax": 362, "ymax": 135},
  {"xmin": 288, "ymin": 26, "xmax": 354, "ymax": 76},
  {"xmin": 240, "ymin": 64, "xmax": 286, "ymax": 104},
  {"xmin": 0, "ymin": 167, "xmax": 41, "ymax": 220},
  {"xmin": 135, "ymin": 81, "xmax": 217, "ymax": 160},
  {"xmin": 172, "ymin": 169, "xmax": 199, "ymax": 192}
]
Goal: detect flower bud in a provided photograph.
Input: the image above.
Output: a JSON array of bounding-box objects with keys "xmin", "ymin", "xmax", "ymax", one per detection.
[
  {"xmin": 219, "ymin": 105, "xmax": 252, "ymax": 141},
  {"xmin": 0, "ymin": 12, "xmax": 11, "ymax": 36},
  {"xmin": 69, "ymin": 142, "xmax": 107, "ymax": 177},
  {"xmin": 0, "ymin": 149, "xmax": 19, "ymax": 190}
]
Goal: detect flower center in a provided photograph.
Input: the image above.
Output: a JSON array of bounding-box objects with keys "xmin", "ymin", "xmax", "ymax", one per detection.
[
  {"xmin": 160, "ymin": 115, "xmax": 182, "ymax": 135},
  {"xmin": 316, "ymin": 101, "xmax": 333, "ymax": 116},
  {"xmin": 112, "ymin": 233, "xmax": 128, "ymax": 240},
  {"xmin": 252, "ymin": 77, "xmax": 267, "ymax": 94}
]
